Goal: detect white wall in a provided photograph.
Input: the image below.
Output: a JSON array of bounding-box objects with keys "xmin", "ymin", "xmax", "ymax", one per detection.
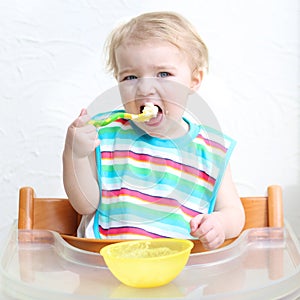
[{"xmin": 0, "ymin": 0, "xmax": 299, "ymax": 235}]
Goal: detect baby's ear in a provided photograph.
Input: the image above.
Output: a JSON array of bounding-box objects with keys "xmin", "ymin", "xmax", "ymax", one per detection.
[{"xmin": 190, "ymin": 69, "xmax": 203, "ymax": 92}]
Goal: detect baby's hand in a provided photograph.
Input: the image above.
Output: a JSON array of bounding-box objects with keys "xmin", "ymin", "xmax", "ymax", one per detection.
[
  {"xmin": 64, "ymin": 109, "xmax": 100, "ymax": 159},
  {"xmin": 190, "ymin": 213, "xmax": 225, "ymax": 250}
]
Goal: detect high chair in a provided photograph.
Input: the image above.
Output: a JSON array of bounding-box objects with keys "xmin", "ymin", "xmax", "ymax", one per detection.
[{"xmin": 18, "ymin": 185, "xmax": 283, "ymax": 253}]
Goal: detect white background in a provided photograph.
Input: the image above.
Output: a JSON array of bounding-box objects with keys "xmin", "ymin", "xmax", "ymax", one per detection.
[{"xmin": 0, "ymin": 0, "xmax": 299, "ymax": 235}]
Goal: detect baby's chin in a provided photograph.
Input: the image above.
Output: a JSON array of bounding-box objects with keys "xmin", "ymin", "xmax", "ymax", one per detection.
[{"xmin": 137, "ymin": 116, "xmax": 189, "ymax": 140}]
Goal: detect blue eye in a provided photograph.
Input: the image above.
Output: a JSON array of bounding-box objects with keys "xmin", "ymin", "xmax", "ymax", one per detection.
[
  {"xmin": 123, "ymin": 75, "xmax": 137, "ymax": 81},
  {"xmin": 158, "ymin": 72, "xmax": 171, "ymax": 78}
]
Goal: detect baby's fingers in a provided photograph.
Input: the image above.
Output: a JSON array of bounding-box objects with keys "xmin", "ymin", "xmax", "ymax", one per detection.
[
  {"xmin": 79, "ymin": 108, "xmax": 87, "ymax": 117},
  {"xmin": 190, "ymin": 214, "xmax": 216, "ymax": 239},
  {"xmin": 73, "ymin": 109, "xmax": 91, "ymax": 127},
  {"xmin": 190, "ymin": 214, "xmax": 205, "ymax": 233}
]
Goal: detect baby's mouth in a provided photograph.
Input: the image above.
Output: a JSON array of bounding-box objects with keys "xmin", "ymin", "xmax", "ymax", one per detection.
[
  {"xmin": 139, "ymin": 104, "xmax": 164, "ymax": 127},
  {"xmin": 140, "ymin": 104, "xmax": 162, "ymax": 115}
]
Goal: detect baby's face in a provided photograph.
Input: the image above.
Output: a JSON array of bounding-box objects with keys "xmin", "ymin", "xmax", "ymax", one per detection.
[{"xmin": 115, "ymin": 40, "xmax": 202, "ymax": 139}]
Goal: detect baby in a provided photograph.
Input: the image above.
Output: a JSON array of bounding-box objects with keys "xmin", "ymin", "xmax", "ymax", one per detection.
[{"xmin": 63, "ymin": 11, "xmax": 245, "ymax": 250}]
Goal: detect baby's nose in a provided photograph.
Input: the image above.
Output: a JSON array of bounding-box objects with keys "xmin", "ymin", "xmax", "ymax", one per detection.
[{"xmin": 136, "ymin": 77, "xmax": 156, "ymax": 96}]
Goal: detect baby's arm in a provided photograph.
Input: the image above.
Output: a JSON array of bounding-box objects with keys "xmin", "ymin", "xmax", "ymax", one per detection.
[
  {"xmin": 63, "ymin": 109, "xmax": 100, "ymax": 215},
  {"xmin": 190, "ymin": 165, "xmax": 245, "ymax": 250}
]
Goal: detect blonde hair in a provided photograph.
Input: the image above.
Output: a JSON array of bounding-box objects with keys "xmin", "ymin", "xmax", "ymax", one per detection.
[{"xmin": 105, "ymin": 11, "xmax": 209, "ymax": 78}]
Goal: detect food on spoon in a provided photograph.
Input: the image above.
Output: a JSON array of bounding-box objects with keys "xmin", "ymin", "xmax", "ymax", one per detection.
[{"xmin": 89, "ymin": 102, "xmax": 158, "ymax": 127}]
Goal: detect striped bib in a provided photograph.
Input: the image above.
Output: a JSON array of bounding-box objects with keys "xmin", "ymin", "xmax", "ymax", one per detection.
[{"xmin": 90, "ymin": 115, "xmax": 235, "ymax": 239}]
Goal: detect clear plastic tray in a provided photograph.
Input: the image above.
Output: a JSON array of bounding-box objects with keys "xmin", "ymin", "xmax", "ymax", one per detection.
[{"xmin": 0, "ymin": 221, "xmax": 299, "ymax": 300}]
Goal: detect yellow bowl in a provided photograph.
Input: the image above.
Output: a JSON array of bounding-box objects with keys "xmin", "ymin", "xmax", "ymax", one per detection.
[{"xmin": 100, "ymin": 238, "xmax": 194, "ymax": 288}]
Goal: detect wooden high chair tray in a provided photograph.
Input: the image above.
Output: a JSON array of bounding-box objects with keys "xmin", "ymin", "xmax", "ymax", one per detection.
[
  {"xmin": 61, "ymin": 234, "xmax": 234, "ymax": 254},
  {"xmin": 61, "ymin": 234, "xmax": 125, "ymax": 253}
]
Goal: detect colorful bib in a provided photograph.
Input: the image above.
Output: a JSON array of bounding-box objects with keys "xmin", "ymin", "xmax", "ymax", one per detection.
[{"xmin": 92, "ymin": 114, "xmax": 235, "ymax": 239}]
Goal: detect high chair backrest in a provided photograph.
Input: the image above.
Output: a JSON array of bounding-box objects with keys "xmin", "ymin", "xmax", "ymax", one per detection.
[
  {"xmin": 18, "ymin": 186, "xmax": 81, "ymax": 235},
  {"xmin": 241, "ymin": 185, "xmax": 283, "ymax": 229},
  {"xmin": 18, "ymin": 185, "xmax": 284, "ymax": 235}
]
